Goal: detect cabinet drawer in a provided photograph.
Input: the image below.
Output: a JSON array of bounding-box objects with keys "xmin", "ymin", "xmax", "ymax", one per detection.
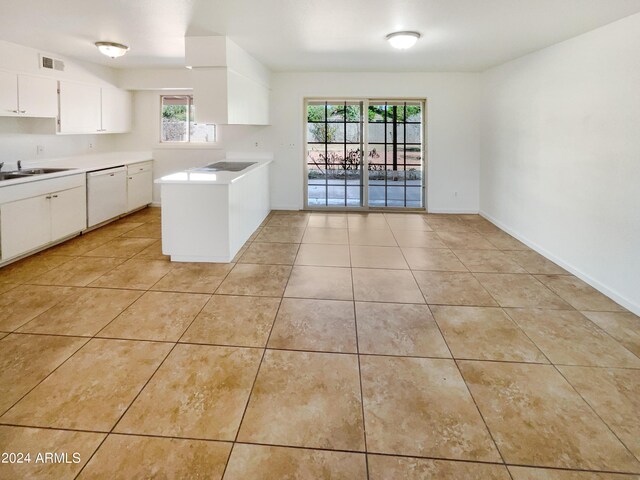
[{"xmin": 127, "ymin": 161, "xmax": 153, "ymax": 175}]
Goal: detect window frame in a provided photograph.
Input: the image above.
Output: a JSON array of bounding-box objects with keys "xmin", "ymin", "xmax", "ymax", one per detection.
[{"xmin": 159, "ymin": 94, "xmax": 217, "ymax": 145}]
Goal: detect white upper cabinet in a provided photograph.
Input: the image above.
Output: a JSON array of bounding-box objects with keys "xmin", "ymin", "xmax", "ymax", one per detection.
[
  {"xmin": 1, "ymin": 69, "xmax": 131, "ymax": 133},
  {"xmin": 59, "ymin": 80, "xmax": 102, "ymax": 133},
  {"xmin": 0, "ymin": 71, "xmax": 57, "ymax": 118},
  {"xmin": 101, "ymin": 87, "xmax": 132, "ymax": 133},
  {"xmin": 18, "ymin": 75, "xmax": 58, "ymax": 117},
  {"xmin": 0, "ymin": 71, "xmax": 18, "ymax": 114},
  {"xmin": 58, "ymin": 81, "xmax": 132, "ymax": 134}
]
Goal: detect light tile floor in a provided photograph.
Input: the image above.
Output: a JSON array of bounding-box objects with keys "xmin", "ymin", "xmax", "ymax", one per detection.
[{"xmin": 0, "ymin": 207, "xmax": 639, "ymax": 479}]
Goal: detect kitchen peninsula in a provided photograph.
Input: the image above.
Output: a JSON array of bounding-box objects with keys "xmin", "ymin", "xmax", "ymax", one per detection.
[{"xmin": 156, "ymin": 158, "xmax": 271, "ymax": 263}]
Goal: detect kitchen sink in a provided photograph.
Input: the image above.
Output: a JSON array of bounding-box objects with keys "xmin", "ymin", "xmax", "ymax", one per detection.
[
  {"xmin": 0, "ymin": 167, "xmax": 75, "ymax": 182},
  {"xmin": 17, "ymin": 168, "xmax": 74, "ymax": 175},
  {"xmin": 0, "ymin": 172, "xmax": 32, "ymax": 181}
]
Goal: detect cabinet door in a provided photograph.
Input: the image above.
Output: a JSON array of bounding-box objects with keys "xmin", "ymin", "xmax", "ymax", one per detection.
[
  {"xmin": 18, "ymin": 74, "xmax": 58, "ymax": 117},
  {"xmin": 127, "ymin": 171, "xmax": 153, "ymax": 211},
  {"xmin": 101, "ymin": 87, "xmax": 132, "ymax": 133},
  {"xmin": 0, "ymin": 195, "xmax": 51, "ymax": 261},
  {"xmin": 59, "ymin": 81, "xmax": 101, "ymax": 133},
  {"xmin": 50, "ymin": 186, "xmax": 87, "ymax": 240},
  {"xmin": 0, "ymin": 71, "xmax": 18, "ymax": 116}
]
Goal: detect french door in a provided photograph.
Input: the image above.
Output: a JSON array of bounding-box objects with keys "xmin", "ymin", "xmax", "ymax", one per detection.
[{"xmin": 305, "ymin": 99, "xmax": 425, "ymax": 209}]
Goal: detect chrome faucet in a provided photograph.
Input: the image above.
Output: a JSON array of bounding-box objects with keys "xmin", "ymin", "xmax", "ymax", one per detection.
[
  {"xmin": 0, "ymin": 162, "xmax": 4, "ymax": 171},
  {"xmin": 17, "ymin": 160, "xmax": 22, "ymax": 171}
]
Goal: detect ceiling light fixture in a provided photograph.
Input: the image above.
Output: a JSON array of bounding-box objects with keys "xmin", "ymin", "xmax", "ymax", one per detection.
[
  {"xmin": 386, "ymin": 31, "xmax": 420, "ymax": 50},
  {"xmin": 95, "ymin": 41, "xmax": 129, "ymax": 58}
]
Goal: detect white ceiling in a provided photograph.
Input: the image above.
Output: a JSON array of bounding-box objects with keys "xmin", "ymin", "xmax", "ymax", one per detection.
[{"xmin": 1, "ymin": 0, "xmax": 639, "ymax": 72}]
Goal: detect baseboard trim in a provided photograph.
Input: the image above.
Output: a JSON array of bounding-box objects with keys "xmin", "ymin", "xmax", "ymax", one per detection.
[
  {"xmin": 271, "ymin": 205, "xmax": 303, "ymax": 211},
  {"xmin": 428, "ymin": 208, "xmax": 480, "ymax": 214},
  {"xmin": 479, "ymin": 210, "xmax": 640, "ymax": 316}
]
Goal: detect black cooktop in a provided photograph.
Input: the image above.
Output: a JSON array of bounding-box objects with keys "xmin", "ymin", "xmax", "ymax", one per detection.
[{"xmin": 194, "ymin": 161, "xmax": 257, "ymax": 172}]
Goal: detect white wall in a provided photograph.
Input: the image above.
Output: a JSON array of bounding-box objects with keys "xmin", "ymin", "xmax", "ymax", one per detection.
[
  {"xmin": 480, "ymin": 13, "xmax": 640, "ymax": 314},
  {"xmin": 266, "ymin": 72, "xmax": 481, "ymax": 211},
  {"xmin": 117, "ymin": 72, "xmax": 481, "ymax": 211},
  {"xmin": 0, "ymin": 40, "xmax": 119, "ymax": 165}
]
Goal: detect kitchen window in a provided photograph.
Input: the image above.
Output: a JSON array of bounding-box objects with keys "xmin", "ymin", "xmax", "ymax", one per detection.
[{"xmin": 160, "ymin": 95, "xmax": 216, "ymax": 143}]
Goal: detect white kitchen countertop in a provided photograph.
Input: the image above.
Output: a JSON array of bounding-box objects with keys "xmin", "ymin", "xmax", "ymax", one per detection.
[
  {"xmin": 155, "ymin": 159, "xmax": 272, "ymax": 185},
  {"xmin": 0, "ymin": 151, "xmax": 153, "ymax": 188}
]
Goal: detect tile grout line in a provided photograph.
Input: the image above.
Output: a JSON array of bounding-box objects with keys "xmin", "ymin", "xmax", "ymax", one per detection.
[
  {"xmin": 220, "ymin": 213, "xmax": 285, "ymax": 478},
  {"xmin": 422, "ymin": 248, "xmax": 519, "ymax": 478},
  {"xmin": 389, "ymin": 222, "xmax": 514, "ymax": 476},
  {"xmin": 0, "ymin": 335, "xmax": 92, "ymax": 419},
  {"xmin": 73, "ymin": 267, "xmax": 217, "ymax": 480},
  {"xmin": 2, "ymin": 419, "xmax": 639, "ymax": 476},
  {"xmin": 220, "ymin": 258, "xmax": 292, "ymax": 479},
  {"xmin": 349, "ymin": 224, "xmax": 370, "ymax": 480},
  {"xmin": 499, "ymin": 307, "xmax": 640, "ymax": 468},
  {"xmin": 0, "ymin": 213, "xmax": 164, "ymax": 417},
  {"xmin": 6, "ymin": 329, "xmax": 640, "ymax": 370}
]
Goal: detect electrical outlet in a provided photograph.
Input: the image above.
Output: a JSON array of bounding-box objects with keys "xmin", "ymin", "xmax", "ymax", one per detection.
[
  {"xmin": 36, "ymin": 145, "xmax": 45, "ymax": 156},
  {"xmin": 88, "ymin": 142, "xmax": 94, "ymax": 149}
]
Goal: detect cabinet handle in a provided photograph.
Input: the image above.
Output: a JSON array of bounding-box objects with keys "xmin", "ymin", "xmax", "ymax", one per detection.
[
  {"xmin": 10, "ymin": 109, "xmax": 19, "ymax": 113},
  {"xmin": 128, "ymin": 177, "xmax": 133, "ymax": 180},
  {"xmin": 52, "ymin": 194, "xmax": 58, "ymax": 198},
  {"xmin": 19, "ymin": 110, "xmax": 26, "ymax": 114},
  {"xmin": 110, "ymin": 173, "xmax": 115, "ymax": 176},
  {"xmin": 45, "ymin": 195, "xmax": 52, "ymax": 199}
]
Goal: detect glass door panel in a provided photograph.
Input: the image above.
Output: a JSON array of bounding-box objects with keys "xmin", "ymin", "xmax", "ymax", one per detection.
[
  {"xmin": 367, "ymin": 101, "xmax": 424, "ymax": 208},
  {"xmin": 306, "ymin": 101, "xmax": 364, "ymax": 207}
]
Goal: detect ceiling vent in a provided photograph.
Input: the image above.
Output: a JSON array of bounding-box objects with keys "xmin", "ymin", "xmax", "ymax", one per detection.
[{"xmin": 39, "ymin": 54, "xmax": 65, "ymax": 72}]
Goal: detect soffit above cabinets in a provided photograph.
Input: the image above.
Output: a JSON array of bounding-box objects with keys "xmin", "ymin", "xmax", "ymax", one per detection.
[{"xmin": 186, "ymin": 36, "xmax": 270, "ymax": 125}]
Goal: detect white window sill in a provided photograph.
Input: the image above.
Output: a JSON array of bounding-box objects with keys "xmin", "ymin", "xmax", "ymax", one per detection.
[{"xmin": 155, "ymin": 143, "xmax": 223, "ymax": 150}]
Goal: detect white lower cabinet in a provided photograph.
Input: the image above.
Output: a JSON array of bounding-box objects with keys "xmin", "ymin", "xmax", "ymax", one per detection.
[
  {"xmin": 127, "ymin": 162, "xmax": 153, "ymax": 211},
  {"xmin": 0, "ymin": 195, "xmax": 51, "ymax": 260},
  {"xmin": 50, "ymin": 186, "xmax": 87, "ymax": 239},
  {"xmin": 0, "ymin": 181, "xmax": 87, "ymax": 262}
]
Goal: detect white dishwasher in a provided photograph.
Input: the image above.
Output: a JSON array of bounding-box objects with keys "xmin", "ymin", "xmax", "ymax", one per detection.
[{"xmin": 87, "ymin": 166, "xmax": 127, "ymax": 227}]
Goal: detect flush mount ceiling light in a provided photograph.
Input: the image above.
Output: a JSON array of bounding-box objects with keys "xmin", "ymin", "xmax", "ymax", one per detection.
[
  {"xmin": 386, "ymin": 31, "xmax": 420, "ymax": 50},
  {"xmin": 95, "ymin": 41, "xmax": 129, "ymax": 58}
]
